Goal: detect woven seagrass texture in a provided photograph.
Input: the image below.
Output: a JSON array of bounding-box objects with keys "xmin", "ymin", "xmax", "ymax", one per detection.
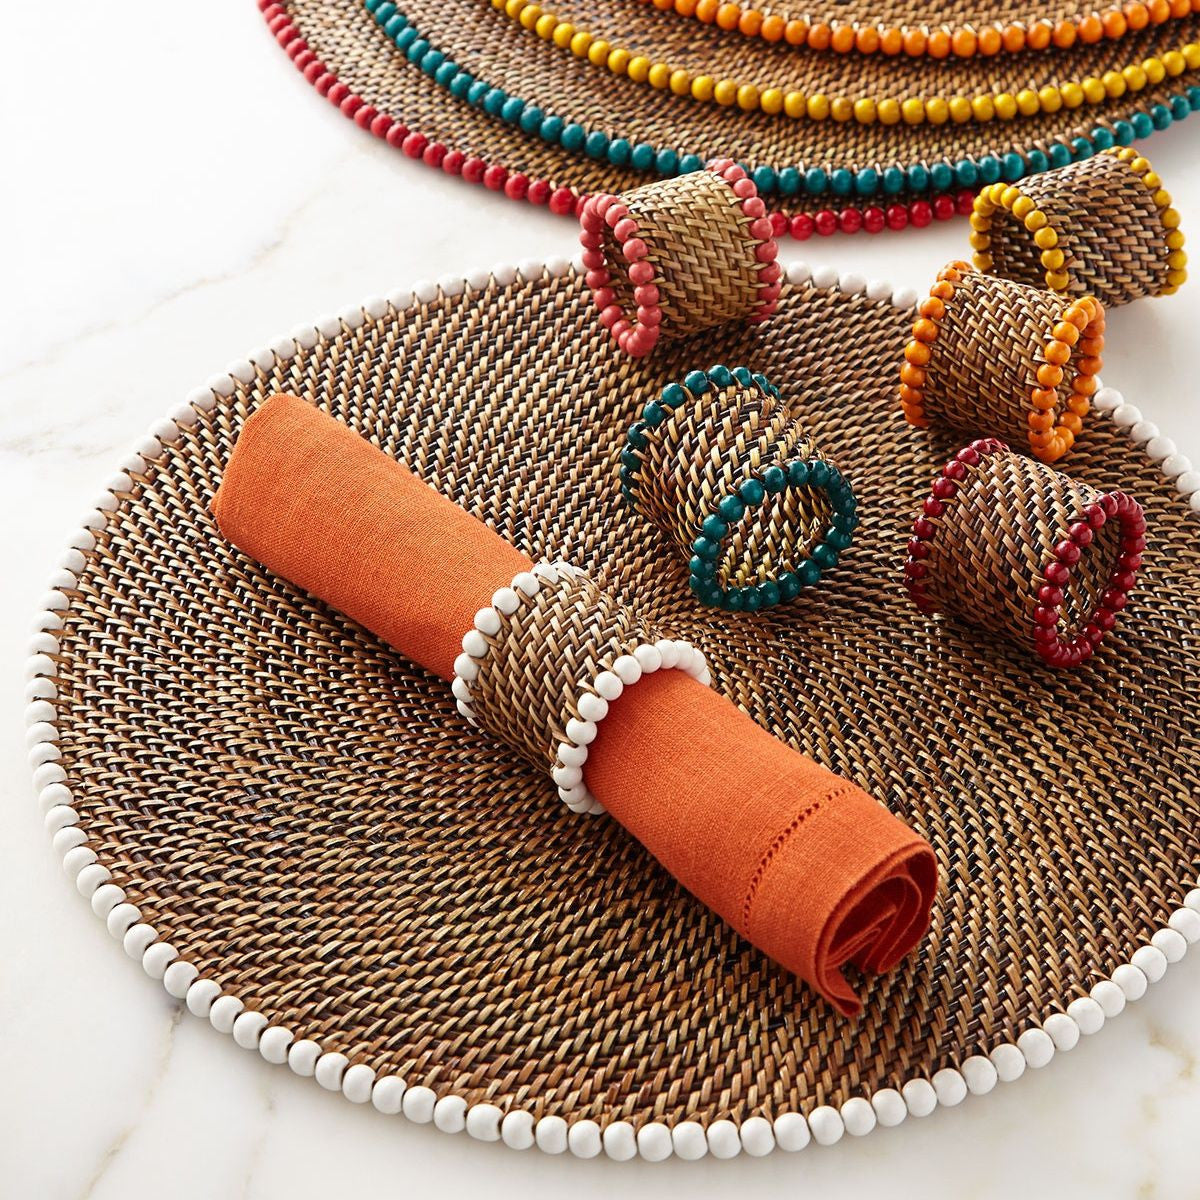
[
  {"xmin": 468, "ymin": 567, "xmax": 661, "ymax": 769},
  {"xmin": 51, "ymin": 268, "xmax": 1200, "ymax": 1127},
  {"xmin": 602, "ymin": 171, "xmax": 761, "ymax": 337},
  {"xmin": 986, "ymin": 152, "xmax": 1175, "ymax": 302},
  {"xmin": 283, "ymin": 0, "xmax": 1200, "ymax": 187},
  {"xmin": 919, "ymin": 271, "xmax": 1090, "ymax": 446},
  {"xmin": 631, "ymin": 376, "xmax": 832, "ymax": 587},
  {"xmin": 922, "ymin": 448, "xmax": 1124, "ymax": 643}
]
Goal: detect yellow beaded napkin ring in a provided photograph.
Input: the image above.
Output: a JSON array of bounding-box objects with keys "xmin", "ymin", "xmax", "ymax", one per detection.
[{"xmin": 970, "ymin": 146, "xmax": 1187, "ymax": 304}]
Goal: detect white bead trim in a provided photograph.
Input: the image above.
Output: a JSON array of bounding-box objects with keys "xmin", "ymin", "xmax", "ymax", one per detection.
[
  {"xmin": 451, "ymin": 560, "xmax": 711, "ymax": 815},
  {"xmin": 24, "ymin": 261, "xmax": 1199, "ymax": 1159}
]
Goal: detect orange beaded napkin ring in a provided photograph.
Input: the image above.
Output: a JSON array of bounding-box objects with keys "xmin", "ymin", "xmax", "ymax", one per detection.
[
  {"xmin": 970, "ymin": 147, "xmax": 1187, "ymax": 304},
  {"xmin": 905, "ymin": 439, "xmax": 1146, "ymax": 668},
  {"xmin": 900, "ymin": 262, "xmax": 1103, "ymax": 465},
  {"xmin": 580, "ymin": 160, "xmax": 780, "ymax": 358}
]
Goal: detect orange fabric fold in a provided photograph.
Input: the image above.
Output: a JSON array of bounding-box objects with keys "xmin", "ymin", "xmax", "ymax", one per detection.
[
  {"xmin": 584, "ymin": 670, "xmax": 938, "ymax": 1014},
  {"xmin": 212, "ymin": 396, "xmax": 529, "ymax": 681},
  {"xmin": 213, "ymin": 395, "xmax": 938, "ymax": 1014}
]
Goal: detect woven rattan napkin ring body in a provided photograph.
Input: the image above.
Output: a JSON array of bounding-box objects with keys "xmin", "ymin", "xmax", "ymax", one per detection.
[
  {"xmin": 453, "ymin": 561, "xmax": 710, "ymax": 813},
  {"xmin": 581, "ymin": 163, "xmax": 781, "ymax": 357},
  {"xmin": 905, "ymin": 439, "xmax": 1146, "ymax": 667},
  {"xmin": 621, "ymin": 365, "xmax": 857, "ymax": 609}
]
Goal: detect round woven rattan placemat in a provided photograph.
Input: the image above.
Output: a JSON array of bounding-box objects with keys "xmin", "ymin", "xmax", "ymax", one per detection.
[
  {"xmin": 30, "ymin": 259, "xmax": 1200, "ymax": 1158},
  {"xmin": 270, "ymin": 0, "xmax": 1200, "ymax": 213}
]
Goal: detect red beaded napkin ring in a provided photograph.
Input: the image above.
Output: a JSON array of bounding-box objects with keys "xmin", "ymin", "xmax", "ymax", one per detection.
[
  {"xmin": 900, "ymin": 262, "xmax": 1103, "ymax": 465},
  {"xmin": 970, "ymin": 147, "xmax": 1187, "ymax": 305},
  {"xmin": 579, "ymin": 160, "xmax": 780, "ymax": 358},
  {"xmin": 905, "ymin": 439, "xmax": 1146, "ymax": 669},
  {"xmin": 620, "ymin": 364, "xmax": 857, "ymax": 611}
]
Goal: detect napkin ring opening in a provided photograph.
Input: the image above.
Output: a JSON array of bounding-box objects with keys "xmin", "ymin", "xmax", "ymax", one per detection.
[
  {"xmin": 905, "ymin": 439, "xmax": 1146, "ymax": 669},
  {"xmin": 622, "ymin": 365, "xmax": 857, "ymax": 611},
  {"xmin": 579, "ymin": 160, "xmax": 781, "ymax": 358},
  {"xmin": 452, "ymin": 563, "xmax": 711, "ymax": 813},
  {"xmin": 970, "ymin": 147, "xmax": 1187, "ymax": 305},
  {"xmin": 900, "ymin": 261, "xmax": 1104, "ymax": 465}
]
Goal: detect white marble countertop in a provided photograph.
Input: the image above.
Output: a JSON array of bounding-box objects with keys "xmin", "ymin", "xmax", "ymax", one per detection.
[{"xmin": 4, "ymin": 2, "xmax": 1199, "ymax": 1196}]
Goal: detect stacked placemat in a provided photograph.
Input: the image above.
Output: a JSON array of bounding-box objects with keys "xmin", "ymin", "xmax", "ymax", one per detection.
[{"xmin": 259, "ymin": 0, "xmax": 1200, "ymax": 234}]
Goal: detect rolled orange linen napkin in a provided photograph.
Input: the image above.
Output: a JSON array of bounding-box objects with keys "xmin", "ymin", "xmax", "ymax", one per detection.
[{"xmin": 213, "ymin": 395, "xmax": 937, "ymax": 1014}]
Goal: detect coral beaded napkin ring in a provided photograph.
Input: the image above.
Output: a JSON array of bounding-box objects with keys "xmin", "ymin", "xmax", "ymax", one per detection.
[{"xmin": 580, "ymin": 161, "xmax": 780, "ymax": 357}]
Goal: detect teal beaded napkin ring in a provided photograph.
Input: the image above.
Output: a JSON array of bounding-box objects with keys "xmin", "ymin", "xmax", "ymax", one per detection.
[{"xmin": 620, "ymin": 365, "xmax": 857, "ymax": 611}]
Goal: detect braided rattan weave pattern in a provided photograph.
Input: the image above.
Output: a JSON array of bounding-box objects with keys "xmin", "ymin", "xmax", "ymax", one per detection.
[
  {"xmin": 36, "ymin": 263, "xmax": 1200, "ymax": 1144},
  {"xmin": 628, "ymin": 372, "xmax": 837, "ymax": 592},
  {"xmin": 467, "ymin": 566, "xmax": 662, "ymax": 768},
  {"xmin": 602, "ymin": 172, "xmax": 763, "ymax": 337}
]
